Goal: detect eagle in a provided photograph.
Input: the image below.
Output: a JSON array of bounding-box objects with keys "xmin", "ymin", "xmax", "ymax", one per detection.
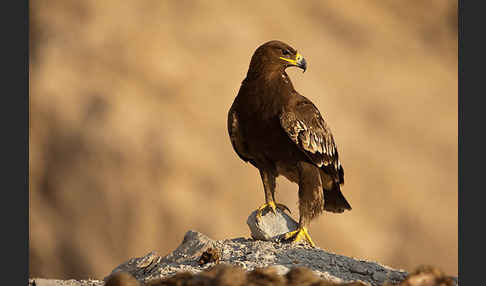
[{"xmin": 227, "ymin": 40, "xmax": 351, "ymax": 247}]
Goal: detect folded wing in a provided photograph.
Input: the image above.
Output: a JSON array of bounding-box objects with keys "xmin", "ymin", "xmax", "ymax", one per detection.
[{"xmin": 279, "ymin": 98, "xmax": 344, "ymax": 184}]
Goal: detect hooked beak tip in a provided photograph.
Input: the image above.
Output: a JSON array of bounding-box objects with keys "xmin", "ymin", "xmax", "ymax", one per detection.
[{"xmin": 299, "ymin": 58, "xmax": 307, "ymax": 73}]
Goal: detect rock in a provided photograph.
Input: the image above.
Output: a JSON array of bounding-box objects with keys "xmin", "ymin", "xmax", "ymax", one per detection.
[
  {"xmin": 371, "ymin": 271, "xmax": 387, "ymax": 282},
  {"xmin": 107, "ymin": 251, "xmax": 162, "ymax": 281},
  {"xmin": 198, "ymin": 247, "xmax": 221, "ymax": 265},
  {"xmin": 246, "ymin": 208, "xmax": 299, "ymax": 241},
  {"xmin": 103, "ymin": 230, "xmax": 427, "ymax": 286},
  {"xmin": 162, "ymin": 230, "xmax": 216, "ymax": 264},
  {"xmin": 28, "ymin": 278, "xmax": 104, "ymax": 286},
  {"xmin": 28, "ymin": 230, "xmax": 459, "ymax": 286}
]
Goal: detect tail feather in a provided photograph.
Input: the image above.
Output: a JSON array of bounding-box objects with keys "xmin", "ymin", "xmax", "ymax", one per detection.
[{"xmin": 323, "ymin": 183, "xmax": 351, "ymax": 213}]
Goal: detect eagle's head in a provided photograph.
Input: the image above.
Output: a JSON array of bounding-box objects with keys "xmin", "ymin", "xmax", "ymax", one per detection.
[{"xmin": 249, "ymin": 40, "xmax": 307, "ymax": 74}]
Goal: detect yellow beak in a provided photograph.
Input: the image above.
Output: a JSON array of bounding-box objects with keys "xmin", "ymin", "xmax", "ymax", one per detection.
[{"xmin": 279, "ymin": 53, "xmax": 307, "ymax": 72}]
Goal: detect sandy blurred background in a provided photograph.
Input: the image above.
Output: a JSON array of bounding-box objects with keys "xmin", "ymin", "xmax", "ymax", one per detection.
[{"xmin": 29, "ymin": 0, "xmax": 458, "ymax": 280}]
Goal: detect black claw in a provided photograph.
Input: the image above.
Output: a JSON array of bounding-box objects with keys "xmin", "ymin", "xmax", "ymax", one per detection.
[{"xmin": 276, "ymin": 203, "xmax": 291, "ymax": 214}]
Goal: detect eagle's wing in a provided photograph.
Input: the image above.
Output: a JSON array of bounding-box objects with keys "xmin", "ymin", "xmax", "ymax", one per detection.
[
  {"xmin": 279, "ymin": 98, "xmax": 344, "ymax": 183},
  {"xmin": 228, "ymin": 106, "xmax": 251, "ymax": 163}
]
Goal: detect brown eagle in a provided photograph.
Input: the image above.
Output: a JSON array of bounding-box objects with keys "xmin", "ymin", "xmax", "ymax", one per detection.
[{"xmin": 227, "ymin": 40, "xmax": 351, "ymax": 246}]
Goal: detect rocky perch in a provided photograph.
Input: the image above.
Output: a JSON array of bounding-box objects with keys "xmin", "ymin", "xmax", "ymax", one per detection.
[
  {"xmin": 29, "ymin": 230, "xmax": 458, "ymax": 286},
  {"xmin": 29, "ymin": 208, "xmax": 458, "ymax": 286}
]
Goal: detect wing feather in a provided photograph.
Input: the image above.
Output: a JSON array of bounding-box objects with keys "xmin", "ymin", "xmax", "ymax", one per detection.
[
  {"xmin": 279, "ymin": 100, "xmax": 344, "ymax": 183},
  {"xmin": 228, "ymin": 108, "xmax": 251, "ymax": 163}
]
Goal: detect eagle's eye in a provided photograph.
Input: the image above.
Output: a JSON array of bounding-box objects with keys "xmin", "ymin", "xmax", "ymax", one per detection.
[{"xmin": 282, "ymin": 49, "xmax": 290, "ymax": 56}]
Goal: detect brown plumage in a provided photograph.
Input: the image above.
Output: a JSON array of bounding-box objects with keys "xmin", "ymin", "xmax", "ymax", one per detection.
[{"xmin": 228, "ymin": 40, "xmax": 351, "ymax": 246}]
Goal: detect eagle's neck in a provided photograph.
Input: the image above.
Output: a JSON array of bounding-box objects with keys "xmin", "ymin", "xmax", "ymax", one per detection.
[
  {"xmin": 240, "ymin": 68, "xmax": 295, "ymax": 118},
  {"xmin": 245, "ymin": 65, "xmax": 295, "ymax": 90}
]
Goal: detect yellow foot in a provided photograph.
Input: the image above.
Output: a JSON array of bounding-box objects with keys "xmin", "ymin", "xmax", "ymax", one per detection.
[
  {"xmin": 256, "ymin": 201, "xmax": 291, "ymax": 220},
  {"xmin": 282, "ymin": 227, "xmax": 315, "ymax": 247}
]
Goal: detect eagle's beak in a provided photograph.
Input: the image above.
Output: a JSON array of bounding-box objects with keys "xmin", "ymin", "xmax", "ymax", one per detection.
[
  {"xmin": 296, "ymin": 54, "xmax": 307, "ymax": 73},
  {"xmin": 280, "ymin": 53, "xmax": 307, "ymax": 73}
]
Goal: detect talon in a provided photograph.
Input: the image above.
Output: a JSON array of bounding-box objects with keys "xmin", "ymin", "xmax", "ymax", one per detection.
[
  {"xmin": 275, "ymin": 203, "xmax": 291, "ymax": 214},
  {"xmin": 256, "ymin": 202, "xmax": 292, "ymax": 221},
  {"xmin": 256, "ymin": 201, "xmax": 277, "ymax": 221},
  {"xmin": 282, "ymin": 227, "xmax": 315, "ymax": 247}
]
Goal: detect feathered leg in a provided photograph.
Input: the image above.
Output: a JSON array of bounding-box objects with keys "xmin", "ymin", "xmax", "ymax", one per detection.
[
  {"xmin": 256, "ymin": 169, "xmax": 291, "ymax": 220},
  {"xmin": 283, "ymin": 162, "xmax": 324, "ymax": 247}
]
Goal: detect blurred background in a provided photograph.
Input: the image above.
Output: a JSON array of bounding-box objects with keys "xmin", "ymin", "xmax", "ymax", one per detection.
[{"xmin": 29, "ymin": 0, "xmax": 458, "ymax": 280}]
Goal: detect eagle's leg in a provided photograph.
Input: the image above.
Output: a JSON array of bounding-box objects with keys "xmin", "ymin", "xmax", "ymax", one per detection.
[
  {"xmin": 271, "ymin": 186, "xmax": 291, "ymax": 215},
  {"xmin": 282, "ymin": 162, "xmax": 324, "ymax": 247},
  {"xmin": 256, "ymin": 169, "xmax": 290, "ymax": 220}
]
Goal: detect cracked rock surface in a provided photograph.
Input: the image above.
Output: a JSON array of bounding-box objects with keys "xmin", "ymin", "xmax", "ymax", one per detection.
[{"xmin": 29, "ymin": 230, "xmax": 458, "ymax": 286}]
